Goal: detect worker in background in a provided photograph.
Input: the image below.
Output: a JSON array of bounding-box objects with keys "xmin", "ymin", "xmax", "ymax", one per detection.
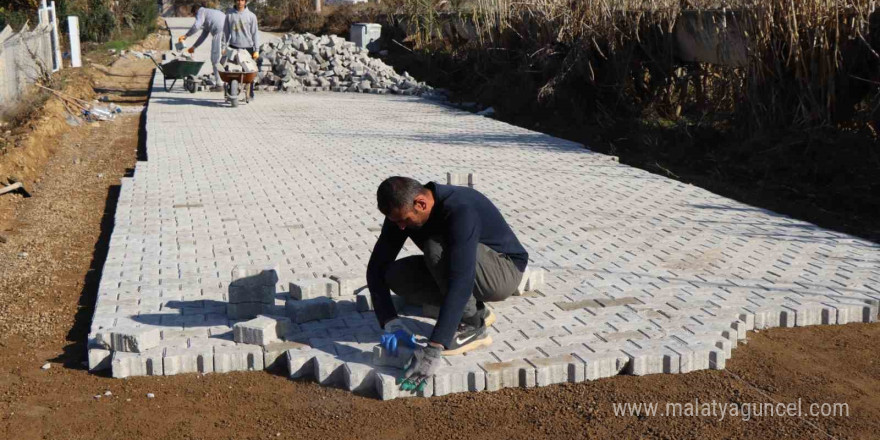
[
  {"xmin": 366, "ymin": 176, "xmax": 529, "ymax": 391},
  {"xmin": 178, "ymin": 2, "xmax": 225, "ymax": 91},
  {"xmin": 222, "ymin": 0, "xmax": 260, "ymax": 100}
]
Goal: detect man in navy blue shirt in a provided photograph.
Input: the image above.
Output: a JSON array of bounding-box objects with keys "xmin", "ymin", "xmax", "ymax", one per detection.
[{"xmin": 366, "ymin": 176, "xmax": 528, "ymax": 389}]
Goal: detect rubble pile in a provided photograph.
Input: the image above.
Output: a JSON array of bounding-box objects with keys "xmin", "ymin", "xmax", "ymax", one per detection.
[{"xmin": 254, "ymin": 32, "xmax": 439, "ymax": 97}]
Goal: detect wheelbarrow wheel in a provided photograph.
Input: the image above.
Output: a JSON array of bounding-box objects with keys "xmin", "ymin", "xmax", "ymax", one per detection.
[
  {"xmin": 184, "ymin": 75, "xmax": 197, "ymax": 93},
  {"xmin": 229, "ymin": 80, "xmax": 239, "ymax": 107}
]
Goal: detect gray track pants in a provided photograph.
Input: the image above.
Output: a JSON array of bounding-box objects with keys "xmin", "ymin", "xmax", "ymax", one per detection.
[
  {"xmin": 384, "ymin": 237, "xmax": 524, "ymax": 323},
  {"xmin": 210, "ymin": 32, "xmax": 222, "ymax": 85}
]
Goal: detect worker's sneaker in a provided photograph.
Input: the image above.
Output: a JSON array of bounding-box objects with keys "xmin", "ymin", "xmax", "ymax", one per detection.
[
  {"xmin": 442, "ymin": 322, "xmax": 492, "ymax": 356},
  {"xmin": 477, "ymin": 303, "xmax": 496, "ymax": 327}
]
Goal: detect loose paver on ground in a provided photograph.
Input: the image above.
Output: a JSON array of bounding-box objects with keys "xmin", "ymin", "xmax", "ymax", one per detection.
[{"xmin": 85, "ymin": 18, "xmax": 880, "ymax": 399}]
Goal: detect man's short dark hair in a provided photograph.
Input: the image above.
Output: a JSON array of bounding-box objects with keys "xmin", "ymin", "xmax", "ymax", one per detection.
[
  {"xmin": 191, "ymin": 2, "xmax": 205, "ymax": 15},
  {"xmin": 377, "ymin": 176, "xmax": 424, "ymax": 215}
]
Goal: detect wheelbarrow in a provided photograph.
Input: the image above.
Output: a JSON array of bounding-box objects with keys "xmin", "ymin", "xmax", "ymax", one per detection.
[
  {"xmin": 147, "ymin": 54, "xmax": 205, "ymax": 93},
  {"xmin": 219, "ymin": 71, "xmax": 257, "ymax": 107}
]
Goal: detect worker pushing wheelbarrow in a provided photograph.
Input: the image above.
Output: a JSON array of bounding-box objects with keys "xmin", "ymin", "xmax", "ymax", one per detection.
[{"xmin": 219, "ymin": 48, "xmax": 259, "ymax": 107}]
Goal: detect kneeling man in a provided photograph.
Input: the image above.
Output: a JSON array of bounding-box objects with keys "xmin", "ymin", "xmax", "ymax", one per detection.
[{"xmin": 366, "ymin": 176, "xmax": 528, "ymax": 388}]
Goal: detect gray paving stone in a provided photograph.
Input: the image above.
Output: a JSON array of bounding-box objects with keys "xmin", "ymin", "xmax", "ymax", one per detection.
[
  {"xmin": 329, "ymin": 273, "xmax": 367, "ymax": 296},
  {"xmin": 343, "ymin": 362, "xmax": 376, "ymax": 392},
  {"xmin": 214, "ymin": 345, "xmax": 264, "ymax": 373},
  {"xmin": 527, "ymin": 355, "xmax": 584, "ymax": 386},
  {"xmin": 286, "ymin": 347, "xmax": 319, "ymax": 379},
  {"xmin": 290, "ymin": 279, "xmax": 339, "ymax": 300},
  {"xmin": 482, "ymin": 359, "xmax": 536, "ymax": 391},
  {"xmin": 314, "ymin": 353, "xmax": 346, "ymax": 386},
  {"xmin": 163, "ymin": 346, "xmax": 213, "ymax": 375},
  {"xmin": 285, "ymin": 297, "xmax": 337, "ymax": 323},
  {"xmin": 233, "ymin": 315, "xmax": 292, "ymax": 346},
  {"xmin": 104, "ymin": 326, "xmax": 162, "ymax": 353},
  {"xmin": 88, "ymin": 347, "xmax": 112, "ymax": 371},
  {"xmin": 433, "ymin": 367, "xmax": 486, "ymax": 396},
  {"xmin": 111, "ymin": 349, "xmax": 164, "ymax": 378},
  {"xmin": 264, "ymin": 341, "xmax": 309, "ymax": 369}
]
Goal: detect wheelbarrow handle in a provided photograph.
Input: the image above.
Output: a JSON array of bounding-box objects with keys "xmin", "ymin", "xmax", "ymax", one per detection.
[{"xmin": 145, "ymin": 54, "xmax": 165, "ymax": 73}]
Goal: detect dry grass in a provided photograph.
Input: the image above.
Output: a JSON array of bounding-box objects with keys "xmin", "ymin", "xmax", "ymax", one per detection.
[{"xmin": 385, "ymin": 0, "xmax": 879, "ymax": 133}]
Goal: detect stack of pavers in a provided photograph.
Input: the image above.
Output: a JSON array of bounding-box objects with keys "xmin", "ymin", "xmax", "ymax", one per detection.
[{"xmin": 251, "ymin": 32, "xmax": 438, "ymax": 97}]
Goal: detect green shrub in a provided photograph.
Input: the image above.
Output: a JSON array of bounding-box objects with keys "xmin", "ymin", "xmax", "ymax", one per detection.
[
  {"xmin": 70, "ymin": 0, "xmax": 116, "ymax": 42},
  {"xmin": 117, "ymin": 0, "xmax": 158, "ymax": 38}
]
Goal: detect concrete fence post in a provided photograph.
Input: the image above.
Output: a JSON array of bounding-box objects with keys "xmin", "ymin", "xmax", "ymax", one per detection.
[
  {"xmin": 50, "ymin": 1, "xmax": 62, "ymax": 71},
  {"xmin": 68, "ymin": 16, "xmax": 81, "ymax": 68}
]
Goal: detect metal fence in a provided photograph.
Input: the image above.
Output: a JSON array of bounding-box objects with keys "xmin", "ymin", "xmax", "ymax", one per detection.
[{"xmin": 0, "ymin": 23, "xmax": 55, "ymax": 107}]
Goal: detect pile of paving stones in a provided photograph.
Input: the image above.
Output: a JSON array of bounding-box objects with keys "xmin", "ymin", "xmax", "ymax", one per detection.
[
  {"xmin": 253, "ymin": 32, "xmax": 439, "ymax": 97},
  {"xmin": 221, "ymin": 48, "xmax": 258, "ymax": 74}
]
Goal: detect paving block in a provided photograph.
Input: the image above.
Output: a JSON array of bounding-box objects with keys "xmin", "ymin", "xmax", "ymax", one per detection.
[
  {"xmin": 111, "ymin": 349, "xmax": 164, "ymax": 378},
  {"xmin": 233, "ymin": 315, "xmax": 292, "ymax": 346},
  {"xmin": 578, "ymin": 350, "xmax": 629, "ymax": 380},
  {"xmin": 481, "ymin": 359, "xmax": 536, "ymax": 391},
  {"xmin": 525, "ymin": 268, "xmax": 546, "ymax": 292},
  {"xmin": 264, "ymin": 341, "xmax": 310, "ymax": 369},
  {"xmin": 214, "ymin": 344, "xmax": 264, "ymax": 373},
  {"xmin": 356, "ymin": 292, "xmax": 373, "ymax": 312},
  {"xmin": 105, "ymin": 326, "xmax": 162, "ymax": 353},
  {"xmin": 314, "ymin": 354, "xmax": 345, "ymax": 386},
  {"xmin": 515, "ymin": 267, "xmax": 546, "ymax": 295},
  {"xmin": 228, "ymin": 285, "xmax": 275, "ymax": 304},
  {"xmin": 752, "ymin": 306, "xmax": 784, "ymax": 329},
  {"xmin": 666, "ymin": 341, "xmax": 726, "ymax": 373},
  {"xmin": 371, "ymin": 344, "xmax": 413, "ymax": 369},
  {"xmin": 286, "ymin": 347, "xmax": 317, "ymax": 378},
  {"xmin": 433, "ymin": 366, "xmax": 486, "ymax": 396},
  {"xmin": 290, "ymin": 279, "xmax": 339, "ymax": 300},
  {"xmin": 227, "ymin": 302, "xmax": 269, "ymax": 320},
  {"xmin": 163, "ymin": 347, "xmax": 214, "ymax": 375},
  {"xmin": 88, "ymin": 347, "xmax": 112, "ymax": 371},
  {"xmin": 446, "ymin": 171, "xmax": 474, "ymax": 188},
  {"xmin": 231, "ymin": 265, "xmax": 279, "ymax": 287},
  {"xmin": 527, "ymin": 355, "xmax": 584, "ymax": 386},
  {"xmin": 329, "ymin": 273, "xmax": 367, "ymax": 296},
  {"xmin": 784, "ymin": 304, "xmax": 823, "ymax": 327},
  {"xmin": 228, "ymin": 267, "xmax": 278, "ymax": 306},
  {"xmin": 622, "ymin": 341, "xmax": 682, "ymax": 375},
  {"xmin": 343, "ymin": 362, "xmax": 376, "ymax": 393},
  {"xmin": 285, "ymin": 297, "xmax": 337, "ymax": 323}
]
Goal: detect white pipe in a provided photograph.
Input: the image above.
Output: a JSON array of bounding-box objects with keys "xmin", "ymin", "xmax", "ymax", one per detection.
[
  {"xmin": 50, "ymin": 1, "xmax": 62, "ymax": 71},
  {"xmin": 68, "ymin": 16, "xmax": 81, "ymax": 68}
]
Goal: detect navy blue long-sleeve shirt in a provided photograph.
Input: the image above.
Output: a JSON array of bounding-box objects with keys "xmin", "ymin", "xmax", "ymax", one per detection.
[{"xmin": 366, "ymin": 182, "xmax": 528, "ymax": 347}]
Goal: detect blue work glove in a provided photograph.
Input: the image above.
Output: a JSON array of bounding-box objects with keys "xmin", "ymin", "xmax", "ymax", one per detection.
[
  {"xmin": 399, "ymin": 345, "xmax": 443, "ymax": 392},
  {"xmin": 380, "ymin": 329, "xmax": 417, "ymax": 357}
]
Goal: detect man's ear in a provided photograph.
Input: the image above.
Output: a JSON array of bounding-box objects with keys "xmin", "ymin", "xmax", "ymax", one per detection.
[{"xmin": 413, "ymin": 194, "xmax": 427, "ymax": 211}]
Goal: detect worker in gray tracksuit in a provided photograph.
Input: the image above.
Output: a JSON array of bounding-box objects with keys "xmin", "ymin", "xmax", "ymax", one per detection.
[
  {"xmin": 178, "ymin": 3, "xmax": 225, "ymax": 88},
  {"xmin": 223, "ymin": 0, "xmax": 260, "ymax": 98}
]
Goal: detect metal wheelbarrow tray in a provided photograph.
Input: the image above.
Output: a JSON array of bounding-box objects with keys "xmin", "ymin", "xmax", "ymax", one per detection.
[{"xmin": 147, "ymin": 55, "xmax": 205, "ymax": 93}]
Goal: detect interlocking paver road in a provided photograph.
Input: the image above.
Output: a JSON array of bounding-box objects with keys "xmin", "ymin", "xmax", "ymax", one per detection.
[{"xmin": 87, "ymin": 18, "xmax": 880, "ymax": 398}]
